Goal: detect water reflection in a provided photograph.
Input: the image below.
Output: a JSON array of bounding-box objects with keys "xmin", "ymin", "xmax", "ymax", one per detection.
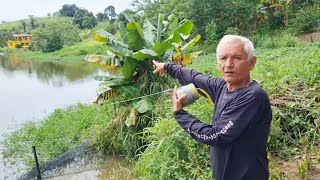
[
  {"xmin": 0, "ymin": 55, "xmax": 100, "ymax": 87},
  {"xmin": 0, "ymin": 55, "xmax": 105, "ymax": 179}
]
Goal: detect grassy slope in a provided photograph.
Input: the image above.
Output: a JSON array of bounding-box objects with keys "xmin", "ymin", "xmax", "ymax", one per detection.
[{"xmin": 0, "ymin": 16, "xmax": 72, "ymax": 32}]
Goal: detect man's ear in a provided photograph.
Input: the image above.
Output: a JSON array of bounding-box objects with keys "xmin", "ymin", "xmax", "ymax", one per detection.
[{"xmin": 249, "ymin": 56, "xmax": 257, "ymax": 71}]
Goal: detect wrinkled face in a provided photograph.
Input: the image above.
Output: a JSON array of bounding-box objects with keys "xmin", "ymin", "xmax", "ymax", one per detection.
[{"xmin": 217, "ymin": 40, "xmax": 256, "ymax": 89}]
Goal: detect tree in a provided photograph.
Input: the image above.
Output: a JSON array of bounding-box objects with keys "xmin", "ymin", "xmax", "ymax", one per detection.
[
  {"xmin": 29, "ymin": 15, "xmax": 35, "ymax": 29},
  {"xmin": 96, "ymin": 12, "xmax": 109, "ymax": 22},
  {"xmin": 21, "ymin": 20, "xmax": 26, "ymax": 33},
  {"xmin": 32, "ymin": 18, "xmax": 81, "ymax": 52},
  {"xmin": 0, "ymin": 29, "xmax": 10, "ymax": 47},
  {"xmin": 132, "ymin": 0, "xmax": 190, "ymax": 23},
  {"xmin": 59, "ymin": 4, "xmax": 80, "ymax": 17},
  {"xmin": 73, "ymin": 9, "xmax": 97, "ymax": 29},
  {"xmin": 104, "ymin": 5, "xmax": 117, "ymax": 22},
  {"xmin": 86, "ymin": 12, "xmax": 202, "ymax": 113}
]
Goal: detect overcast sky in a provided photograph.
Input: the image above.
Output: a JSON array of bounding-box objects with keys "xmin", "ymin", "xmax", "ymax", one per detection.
[{"xmin": 0, "ymin": 0, "xmax": 133, "ymax": 22}]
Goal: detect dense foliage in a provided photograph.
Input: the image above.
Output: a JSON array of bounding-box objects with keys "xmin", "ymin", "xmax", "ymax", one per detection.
[
  {"xmin": 73, "ymin": 9, "xmax": 98, "ymax": 29},
  {"xmin": 31, "ymin": 18, "xmax": 81, "ymax": 52},
  {"xmin": 0, "ymin": 1, "xmax": 318, "ymax": 51},
  {"xmin": 85, "ymin": 12, "xmax": 201, "ymax": 128},
  {"xmin": 134, "ymin": 0, "xmax": 319, "ymax": 42}
]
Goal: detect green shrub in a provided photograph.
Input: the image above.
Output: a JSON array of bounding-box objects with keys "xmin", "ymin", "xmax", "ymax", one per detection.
[
  {"xmin": 289, "ymin": 5, "xmax": 320, "ymax": 34},
  {"xmin": 15, "ymin": 44, "xmax": 23, "ymax": 48},
  {"xmin": 134, "ymin": 97, "xmax": 213, "ymax": 179},
  {"xmin": 134, "ymin": 118, "xmax": 212, "ymax": 179},
  {"xmin": 224, "ymin": 27, "xmax": 240, "ymax": 35},
  {"xmin": 254, "ymin": 33, "xmax": 300, "ymax": 49},
  {"xmin": 205, "ymin": 20, "xmax": 218, "ymax": 47},
  {"xmin": 32, "ymin": 18, "xmax": 81, "ymax": 52},
  {"xmin": 279, "ymin": 33, "xmax": 299, "ymax": 47}
]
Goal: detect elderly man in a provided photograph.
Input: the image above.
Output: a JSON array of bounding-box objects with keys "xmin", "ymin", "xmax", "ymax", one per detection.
[{"xmin": 153, "ymin": 35, "xmax": 272, "ymax": 180}]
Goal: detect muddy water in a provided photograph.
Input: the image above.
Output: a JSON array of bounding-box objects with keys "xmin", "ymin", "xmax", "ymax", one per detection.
[
  {"xmin": 0, "ymin": 55, "xmax": 131, "ymax": 179},
  {"xmin": 47, "ymin": 156, "xmax": 132, "ymax": 180}
]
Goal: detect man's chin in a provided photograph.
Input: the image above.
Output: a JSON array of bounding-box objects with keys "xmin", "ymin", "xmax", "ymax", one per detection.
[{"xmin": 223, "ymin": 77, "xmax": 234, "ymax": 83}]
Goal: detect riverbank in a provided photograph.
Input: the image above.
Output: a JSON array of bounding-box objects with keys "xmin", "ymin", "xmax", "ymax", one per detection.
[{"xmin": 6, "ymin": 39, "xmax": 105, "ymax": 62}]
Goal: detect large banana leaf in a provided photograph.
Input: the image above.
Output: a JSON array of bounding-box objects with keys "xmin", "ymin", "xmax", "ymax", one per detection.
[
  {"xmin": 123, "ymin": 10, "xmax": 135, "ymax": 22},
  {"xmin": 94, "ymin": 88, "xmax": 120, "ymax": 105},
  {"xmin": 133, "ymin": 99, "xmax": 153, "ymax": 113},
  {"xmin": 154, "ymin": 41, "xmax": 173, "ymax": 55},
  {"xmin": 106, "ymin": 43, "xmax": 133, "ymax": 57},
  {"xmin": 118, "ymin": 22, "xmax": 128, "ymax": 44},
  {"xmin": 167, "ymin": 14, "xmax": 178, "ymax": 32},
  {"xmin": 181, "ymin": 35, "xmax": 201, "ymax": 51},
  {"xmin": 113, "ymin": 85, "xmax": 141, "ymax": 99},
  {"xmin": 122, "ymin": 58, "xmax": 137, "ymax": 79},
  {"xmin": 84, "ymin": 54, "xmax": 121, "ymax": 69},
  {"xmin": 99, "ymin": 78, "xmax": 129, "ymax": 87},
  {"xmin": 133, "ymin": 49, "xmax": 158, "ymax": 60},
  {"xmin": 156, "ymin": 14, "xmax": 164, "ymax": 42},
  {"xmin": 173, "ymin": 51, "xmax": 202, "ymax": 65},
  {"xmin": 127, "ymin": 22, "xmax": 144, "ymax": 50},
  {"xmin": 167, "ymin": 32, "xmax": 182, "ymax": 43},
  {"xmin": 143, "ymin": 19, "xmax": 157, "ymax": 46},
  {"xmin": 175, "ymin": 20, "xmax": 194, "ymax": 40},
  {"xmin": 94, "ymin": 29, "xmax": 128, "ymax": 48}
]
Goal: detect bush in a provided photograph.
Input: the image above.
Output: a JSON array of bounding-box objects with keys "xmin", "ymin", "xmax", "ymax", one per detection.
[
  {"xmin": 15, "ymin": 44, "xmax": 23, "ymax": 48},
  {"xmin": 205, "ymin": 20, "xmax": 218, "ymax": 47},
  {"xmin": 279, "ymin": 33, "xmax": 299, "ymax": 47},
  {"xmin": 289, "ymin": 5, "xmax": 320, "ymax": 34},
  {"xmin": 134, "ymin": 118, "xmax": 212, "ymax": 179},
  {"xmin": 134, "ymin": 97, "xmax": 214, "ymax": 179},
  {"xmin": 253, "ymin": 33, "xmax": 300, "ymax": 49},
  {"xmin": 224, "ymin": 27, "xmax": 240, "ymax": 35},
  {"xmin": 32, "ymin": 18, "xmax": 81, "ymax": 52}
]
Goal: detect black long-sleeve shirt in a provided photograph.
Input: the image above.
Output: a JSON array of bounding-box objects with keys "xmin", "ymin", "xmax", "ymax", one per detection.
[{"xmin": 165, "ymin": 63, "xmax": 272, "ymax": 180}]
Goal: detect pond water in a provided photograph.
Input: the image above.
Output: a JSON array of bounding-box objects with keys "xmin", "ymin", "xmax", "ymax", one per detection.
[{"xmin": 0, "ymin": 55, "xmax": 130, "ymax": 179}]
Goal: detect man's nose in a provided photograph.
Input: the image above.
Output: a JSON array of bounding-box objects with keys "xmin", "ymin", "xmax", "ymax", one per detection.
[{"xmin": 225, "ymin": 58, "xmax": 234, "ymax": 67}]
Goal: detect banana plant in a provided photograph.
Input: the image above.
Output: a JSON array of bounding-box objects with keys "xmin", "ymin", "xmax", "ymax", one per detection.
[{"xmin": 86, "ymin": 12, "xmax": 201, "ymax": 126}]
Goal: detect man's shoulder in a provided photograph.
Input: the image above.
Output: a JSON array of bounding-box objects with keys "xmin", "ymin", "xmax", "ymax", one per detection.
[
  {"xmin": 232, "ymin": 81, "xmax": 269, "ymax": 101},
  {"xmin": 244, "ymin": 81, "xmax": 271, "ymax": 105},
  {"xmin": 251, "ymin": 81, "xmax": 269, "ymax": 97}
]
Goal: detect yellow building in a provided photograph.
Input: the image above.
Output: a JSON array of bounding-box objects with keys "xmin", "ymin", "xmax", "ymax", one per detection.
[{"xmin": 7, "ymin": 34, "xmax": 32, "ymax": 48}]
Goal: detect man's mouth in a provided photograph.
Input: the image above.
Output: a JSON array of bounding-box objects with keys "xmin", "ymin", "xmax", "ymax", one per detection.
[{"xmin": 224, "ymin": 72, "xmax": 234, "ymax": 74}]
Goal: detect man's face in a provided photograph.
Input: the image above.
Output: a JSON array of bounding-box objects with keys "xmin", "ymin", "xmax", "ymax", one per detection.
[{"xmin": 217, "ymin": 40, "xmax": 256, "ymax": 89}]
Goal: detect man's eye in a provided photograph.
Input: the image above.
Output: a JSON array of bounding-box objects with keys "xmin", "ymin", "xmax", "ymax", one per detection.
[{"xmin": 235, "ymin": 56, "xmax": 242, "ymax": 60}]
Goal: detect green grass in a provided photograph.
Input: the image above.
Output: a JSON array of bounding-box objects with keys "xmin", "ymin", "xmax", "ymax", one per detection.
[
  {"xmin": 1, "ymin": 103, "xmax": 114, "ymax": 167},
  {"xmin": 0, "ymin": 16, "xmax": 72, "ymax": 33}
]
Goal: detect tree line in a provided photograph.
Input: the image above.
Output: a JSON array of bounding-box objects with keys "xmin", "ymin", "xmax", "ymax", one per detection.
[{"xmin": 0, "ymin": 1, "xmax": 319, "ymax": 51}]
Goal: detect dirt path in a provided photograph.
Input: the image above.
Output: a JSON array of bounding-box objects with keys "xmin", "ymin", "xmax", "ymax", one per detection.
[
  {"xmin": 272, "ymin": 155, "xmax": 320, "ymax": 180},
  {"xmin": 299, "ymin": 31, "xmax": 320, "ymax": 42}
]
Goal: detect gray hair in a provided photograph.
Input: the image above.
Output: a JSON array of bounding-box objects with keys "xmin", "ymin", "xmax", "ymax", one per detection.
[{"xmin": 216, "ymin": 35, "xmax": 255, "ymax": 61}]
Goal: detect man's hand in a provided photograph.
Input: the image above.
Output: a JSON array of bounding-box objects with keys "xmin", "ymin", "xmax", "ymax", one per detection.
[
  {"xmin": 172, "ymin": 85, "xmax": 187, "ymax": 112},
  {"xmin": 152, "ymin": 60, "xmax": 166, "ymax": 76}
]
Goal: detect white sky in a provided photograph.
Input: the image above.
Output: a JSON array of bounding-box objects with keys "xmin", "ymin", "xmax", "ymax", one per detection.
[{"xmin": 0, "ymin": 0, "xmax": 133, "ymax": 22}]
